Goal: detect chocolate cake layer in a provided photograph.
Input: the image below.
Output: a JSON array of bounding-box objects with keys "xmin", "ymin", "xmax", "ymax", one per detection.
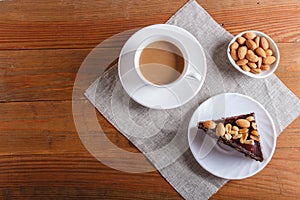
[{"xmin": 198, "ymin": 113, "xmax": 264, "ymax": 162}]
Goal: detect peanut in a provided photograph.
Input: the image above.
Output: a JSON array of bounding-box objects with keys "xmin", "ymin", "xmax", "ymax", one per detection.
[
  {"xmin": 240, "ymin": 133, "xmax": 248, "ymax": 144},
  {"xmin": 250, "ymin": 135, "xmax": 260, "ymax": 141},
  {"xmin": 225, "ymin": 133, "xmax": 232, "ymax": 141},
  {"xmin": 232, "ymin": 126, "xmax": 239, "ymax": 131},
  {"xmin": 216, "ymin": 123, "xmax": 225, "ymax": 137},
  {"xmin": 251, "ymin": 130, "xmax": 259, "ymax": 136},
  {"xmin": 239, "ymin": 128, "xmax": 249, "ymax": 134},
  {"xmin": 246, "ymin": 116, "xmax": 255, "ymax": 122},
  {"xmin": 203, "ymin": 121, "xmax": 216, "ymax": 129},
  {"xmin": 252, "ymin": 122, "xmax": 257, "ymax": 130},
  {"xmin": 245, "ymin": 139, "xmax": 255, "ymax": 145},
  {"xmin": 225, "ymin": 124, "xmax": 232, "ymax": 134},
  {"xmin": 233, "ymin": 134, "xmax": 242, "ymax": 139}
]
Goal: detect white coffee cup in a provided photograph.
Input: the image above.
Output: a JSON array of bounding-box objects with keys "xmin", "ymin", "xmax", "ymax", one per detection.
[{"xmin": 134, "ymin": 34, "xmax": 201, "ymax": 87}]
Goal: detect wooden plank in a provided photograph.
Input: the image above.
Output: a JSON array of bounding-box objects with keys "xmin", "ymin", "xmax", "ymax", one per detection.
[
  {"xmin": 0, "ymin": 154, "xmax": 179, "ymax": 199},
  {"xmin": 0, "ymin": 100, "xmax": 139, "ymax": 154},
  {"xmin": 1, "ymin": 0, "xmax": 298, "ymax": 22},
  {"xmin": 0, "ymin": 0, "xmax": 299, "ymax": 199},
  {"xmin": 1, "ymin": 100, "xmax": 299, "ymax": 153},
  {"xmin": 202, "ymin": 1, "xmax": 300, "ymax": 42},
  {"xmin": 275, "ymin": 43, "xmax": 300, "ymax": 97},
  {"xmin": 0, "ymin": 48, "xmax": 106, "ymax": 102},
  {"xmin": 0, "ymin": 0, "xmax": 299, "ymax": 50},
  {"xmin": 0, "ymin": 0, "xmax": 186, "ymax": 50},
  {"xmin": 0, "ymin": 100, "xmax": 300, "ymax": 199},
  {"xmin": 213, "ymin": 147, "xmax": 300, "ymax": 199},
  {"xmin": 0, "ymin": 43, "xmax": 299, "ymax": 102}
]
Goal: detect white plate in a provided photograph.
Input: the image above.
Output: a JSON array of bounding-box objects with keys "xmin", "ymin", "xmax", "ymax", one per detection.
[
  {"xmin": 188, "ymin": 93, "xmax": 276, "ymax": 179},
  {"xmin": 118, "ymin": 24, "xmax": 207, "ymax": 109}
]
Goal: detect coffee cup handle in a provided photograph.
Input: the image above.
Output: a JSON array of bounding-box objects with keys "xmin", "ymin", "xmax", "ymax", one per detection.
[{"xmin": 186, "ymin": 71, "xmax": 201, "ymax": 81}]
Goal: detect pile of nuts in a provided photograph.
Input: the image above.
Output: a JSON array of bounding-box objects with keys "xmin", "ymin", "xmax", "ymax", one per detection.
[
  {"xmin": 203, "ymin": 115, "xmax": 260, "ymax": 146},
  {"xmin": 229, "ymin": 32, "xmax": 276, "ymax": 74}
]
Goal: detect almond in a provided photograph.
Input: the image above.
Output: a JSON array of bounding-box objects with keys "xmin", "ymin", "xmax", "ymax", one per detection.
[
  {"xmin": 260, "ymin": 65, "xmax": 270, "ymax": 70},
  {"xmin": 236, "ymin": 59, "xmax": 248, "ymax": 66},
  {"xmin": 260, "ymin": 37, "xmax": 269, "ymax": 50},
  {"xmin": 230, "ymin": 49, "xmax": 238, "ymax": 61},
  {"xmin": 257, "ymin": 57, "xmax": 262, "ymax": 68},
  {"xmin": 255, "ymin": 47, "xmax": 266, "ymax": 58},
  {"xmin": 243, "ymin": 32, "xmax": 256, "ymax": 40},
  {"xmin": 203, "ymin": 121, "xmax": 216, "ymax": 129},
  {"xmin": 255, "ymin": 36, "xmax": 260, "ymax": 48},
  {"xmin": 263, "ymin": 56, "xmax": 276, "ymax": 65},
  {"xmin": 265, "ymin": 49, "xmax": 273, "ymax": 56},
  {"xmin": 230, "ymin": 42, "xmax": 239, "ymax": 50},
  {"xmin": 247, "ymin": 49, "xmax": 255, "ymax": 55},
  {"xmin": 238, "ymin": 46, "xmax": 248, "ymax": 59},
  {"xmin": 241, "ymin": 65, "xmax": 251, "ymax": 72},
  {"xmin": 246, "ymin": 39, "xmax": 257, "ymax": 50},
  {"xmin": 216, "ymin": 123, "xmax": 225, "ymax": 137},
  {"xmin": 236, "ymin": 119, "xmax": 250, "ymax": 128},
  {"xmin": 250, "ymin": 68, "xmax": 262, "ymax": 74},
  {"xmin": 248, "ymin": 62, "xmax": 257, "ymax": 69},
  {"xmin": 237, "ymin": 36, "xmax": 246, "ymax": 45},
  {"xmin": 246, "ymin": 52, "xmax": 259, "ymax": 62}
]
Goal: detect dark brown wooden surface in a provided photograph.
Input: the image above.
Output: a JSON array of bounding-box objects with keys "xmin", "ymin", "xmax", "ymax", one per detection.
[{"xmin": 0, "ymin": 0, "xmax": 299, "ymax": 199}]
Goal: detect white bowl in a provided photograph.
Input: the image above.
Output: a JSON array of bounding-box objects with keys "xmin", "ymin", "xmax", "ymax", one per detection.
[{"xmin": 227, "ymin": 30, "xmax": 280, "ymax": 78}]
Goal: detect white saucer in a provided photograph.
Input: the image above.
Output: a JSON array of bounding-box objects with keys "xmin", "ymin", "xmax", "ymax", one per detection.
[
  {"xmin": 118, "ymin": 24, "xmax": 207, "ymax": 109},
  {"xmin": 188, "ymin": 93, "xmax": 276, "ymax": 179}
]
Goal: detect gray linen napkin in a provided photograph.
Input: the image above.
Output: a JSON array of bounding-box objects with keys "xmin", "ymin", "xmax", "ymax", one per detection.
[{"xmin": 85, "ymin": 0, "xmax": 300, "ymax": 199}]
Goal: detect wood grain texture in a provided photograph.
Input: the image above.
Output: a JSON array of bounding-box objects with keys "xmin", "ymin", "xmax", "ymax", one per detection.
[
  {"xmin": 1, "ymin": 100, "xmax": 300, "ymax": 199},
  {"xmin": 0, "ymin": 0, "xmax": 299, "ymax": 199},
  {"xmin": 0, "ymin": 0, "xmax": 299, "ymax": 50},
  {"xmin": 0, "ymin": 43, "xmax": 299, "ymax": 102}
]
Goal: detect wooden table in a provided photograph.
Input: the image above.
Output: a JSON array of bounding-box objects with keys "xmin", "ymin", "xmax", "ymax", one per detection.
[{"xmin": 1, "ymin": 0, "xmax": 299, "ymax": 199}]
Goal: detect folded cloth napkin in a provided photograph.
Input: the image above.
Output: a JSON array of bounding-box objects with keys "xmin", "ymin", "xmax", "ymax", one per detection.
[{"xmin": 85, "ymin": 0, "xmax": 300, "ymax": 199}]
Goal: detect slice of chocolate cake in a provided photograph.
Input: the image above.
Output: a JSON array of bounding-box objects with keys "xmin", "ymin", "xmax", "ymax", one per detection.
[{"xmin": 198, "ymin": 112, "xmax": 264, "ymax": 162}]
